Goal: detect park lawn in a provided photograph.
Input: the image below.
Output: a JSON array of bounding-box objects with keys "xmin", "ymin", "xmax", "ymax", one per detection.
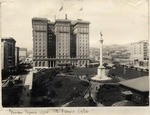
[
  {"xmin": 31, "ymin": 69, "xmax": 90, "ymax": 107},
  {"xmin": 109, "ymin": 66, "xmax": 148, "ymax": 80},
  {"xmin": 50, "ymin": 75, "xmax": 89, "ymax": 106},
  {"xmin": 70, "ymin": 67, "xmax": 97, "ymax": 77}
]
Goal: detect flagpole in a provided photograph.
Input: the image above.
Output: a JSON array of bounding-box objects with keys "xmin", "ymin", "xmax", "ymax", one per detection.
[
  {"xmin": 59, "ymin": 3, "xmax": 63, "ymax": 19},
  {"xmin": 82, "ymin": 0, "xmax": 84, "ymax": 20},
  {"xmin": 148, "ymin": 0, "xmax": 149, "ymax": 42},
  {"xmin": 77, "ymin": 3, "xmax": 79, "ymax": 19},
  {"xmin": 79, "ymin": 7, "xmax": 83, "ymax": 19},
  {"xmin": 82, "ymin": 7, "xmax": 83, "ymax": 20},
  {"xmin": 62, "ymin": 7, "xmax": 64, "ymax": 19}
]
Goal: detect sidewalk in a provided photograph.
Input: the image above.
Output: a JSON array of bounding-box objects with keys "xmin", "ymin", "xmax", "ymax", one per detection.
[
  {"xmin": 133, "ymin": 65, "xmax": 148, "ymax": 70},
  {"xmin": 19, "ymin": 71, "xmax": 33, "ymax": 107}
]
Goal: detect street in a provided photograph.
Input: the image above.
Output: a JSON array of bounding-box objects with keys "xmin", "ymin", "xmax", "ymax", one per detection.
[{"xmin": 2, "ymin": 70, "xmax": 33, "ymax": 107}]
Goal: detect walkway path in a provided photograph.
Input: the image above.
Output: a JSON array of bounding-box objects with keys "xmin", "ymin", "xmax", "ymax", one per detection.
[
  {"xmin": 19, "ymin": 71, "xmax": 33, "ymax": 107},
  {"xmin": 24, "ymin": 71, "xmax": 33, "ymax": 90},
  {"xmin": 84, "ymin": 81, "xmax": 104, "ymax": 107},
  {"xmin": 61, "ymin": 100, "xmax": 73, "ymax": 107}
]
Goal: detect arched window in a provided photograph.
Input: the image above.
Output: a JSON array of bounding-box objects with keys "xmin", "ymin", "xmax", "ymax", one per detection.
[
  {"xmin": 35, "ymin": 61, "xmax": 37, "ymax": 67},
  {"xmin": 39, "ymin": 62, "xmax": 41, "ymax": 66},
  {"xmin": 43, "ymin": 62, "xmax": 45, "ymax": 66}
]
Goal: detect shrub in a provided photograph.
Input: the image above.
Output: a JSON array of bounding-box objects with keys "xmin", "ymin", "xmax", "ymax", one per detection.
[
  {"xmin": 48, "ymin": 90, "xmax": 56, "ymax": 98},
  {"xmin": 8, "ymin": 81, "xmax": 14, "ymax": 87},
  {"xmin": 80, "ymin": 81, "xmax": 89, "ymax": 87},
  {"xmin": 96, "ymin": 84, "xmax": 122, "ymax": 106},
  {"xmin": 31, "ymin": 96, "xmax": 55, "ymax": 107},
  {"xmin": 54, "ymin": 80, "xmax": 62, "ymax": 88}
]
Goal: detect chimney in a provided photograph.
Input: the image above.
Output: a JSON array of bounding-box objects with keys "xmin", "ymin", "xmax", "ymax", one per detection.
[{"xmin": 65, "ymin": 14, "xmax": 67, "ymax": 19}]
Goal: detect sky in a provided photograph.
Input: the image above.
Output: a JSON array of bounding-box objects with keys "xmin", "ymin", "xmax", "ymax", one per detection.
[{"xmin": 1, "ymin": 0, "xmax": 149, "ymax": 50}]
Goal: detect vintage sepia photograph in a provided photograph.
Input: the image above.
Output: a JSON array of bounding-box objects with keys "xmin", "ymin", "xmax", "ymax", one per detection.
[{"xmin": 0, "ymin": 0, "xmax": 149, "ymax": 110}]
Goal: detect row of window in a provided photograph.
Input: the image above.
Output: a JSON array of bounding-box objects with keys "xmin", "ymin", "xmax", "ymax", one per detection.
[
  {"xmin": 58, "ymin": 26, "xmax": 70, "ymax": 31},
  {"xmin": 55, "ymin": 23, "xmax": 70, "ymax": 26},
  {"xmin": 35, "ymin": 42, "xmax": 45, "ymax": 45},
  {"xmin": 57, "ymin": 60, "xmax": 88, "ymax": 64},
  {"xmin": 33, "ymin": 25, "xmax": 47, "ymax": 30},
  {"xmin": 58, "ymin": 42, "xmax": 68, "ymax": 45},
  {"xmin": 58, "ymin": 46, "xmax": 68, "ymax": 49},
  {"xmin": 79, "ymin": 50, "xmax": 88, "ymax": 52},
  {"xmin": 79, "ymin": 40, "xmax": 88, "ymax": 43},
  {"xmin": 35, "ymin": 34, "xmax": 46, "ymax": 38},
  {"xmin": 35, "ymin": 61, "xmax": 45, "ymax": 67},
  {"xmin": 59, "ymin": 33, "xmax": 69, "ymax": 37},
  {"xmin": 78, "ymin": 53, "xmax": 88, "ymax": 55},
  {"xmin": 78, "ymin": 56, "xmax": 88, "ymax": 59},
  {"xmin": 79, "ymin": 42, "xmax": 88, "ymax": 46},
  {"xmin": 58, "ymin": 53, "xmax": 68, "ymax": 55},
  {"xmin": 35, "ymin": 53, "xmax": 45, "ymax": 56},
  {"xmin": 33, "ymin": 22, "xmax": 46, "ymax": 25},
  {"xmin": 48, "ymin": 34, "xmax": 53, "ymax": 37},
  {"xmin": 35, "ymin": 46, "xmax": 45, "ymax": 49},
  {"xmin": 33, "ymin": 21, "xmax": 46, "ymax": 24},
  {"xmin": 58, "ymin": 56, "xmax": 69, "ymax": 59},
  {"xmin": 35, "ymin": 38, "xmax": 46, "ymax": 41},
  {"xmin": 59, "ymin": 50, "xmax": 68, "ymax": 54},
  {"xmin": 34, "ymin": 56, "xmax": 46, "ymax": 59},
  {"xmin": 48, "ymin": 27, "xmax": 54, "ymax": 30},
  {"xmin": 34, "ymin": 41, "xmax": 87, "ymax": 46},
  {"xmin": 80, "ymin": 44, "xmax": 88, "ymax": 47},
  {"xmin": 79, "ymin": 46, "xmax": 88, "ymax": 48},
  {"xmin": 79, "ymin": 33, "xmax": 88, "ymax": 36},
  {"xmin": 35, "ymin": 49, "xmax": 45, "ymax": 52},
  {"xmin": 59, "ymin": 39, "xmax": 69, "ymax": 42}
]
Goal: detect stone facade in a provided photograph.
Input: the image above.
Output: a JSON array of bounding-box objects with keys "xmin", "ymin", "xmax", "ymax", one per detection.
[{"xmin": 32, "ymin": 17, "xmax": 90, "ymax": 68}]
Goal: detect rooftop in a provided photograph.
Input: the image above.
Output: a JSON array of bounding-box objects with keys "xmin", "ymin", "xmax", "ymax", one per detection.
[
  {"xmin": 55, "ymin": 19, "xmax": 71, "ymax": 23},
  {"xmin": 32, "ymin": 17, "xmax": 90, "ymax": 25},
  {"xmin": 19, "ymin": 48, "xmax": 27, "ymax": 51},
  {"xmin": 119, "ymin": 76, "xmax": 149, "ymax": 92},
  {"xmin": 1, "ymin": 37, "xmax": 16, "ymax": 43},
  {"xmin": 130, "ymin": 40, "xmax": 148, "ymax": 45},
  {"xmin": 32, "ymin": 17, "xmax": 48, "ymax": 21},
  {"xmin": 74, "ymin": 19, "xmax": 90, "ymax": 25}
]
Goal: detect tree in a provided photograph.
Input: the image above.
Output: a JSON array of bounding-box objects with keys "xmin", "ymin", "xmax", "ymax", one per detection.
[
  {"xmin": 54, "ymin": 80, "xmax": 62, "ymax": 88},
  {"xmin": 8, "ymin": 81, "xmax": 14, "ymax": 87},
  {"xmin": 47, "ymin": 90, "xmax": 56, "ymax": 98}
]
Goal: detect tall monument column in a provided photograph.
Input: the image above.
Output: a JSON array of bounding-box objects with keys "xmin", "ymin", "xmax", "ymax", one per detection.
[
  {"xmin": 91, "ymin": 31, "xmax": 110, "ymax": 81},
  {"xmin": 100, "ymin": 32, "xmax": 103, "ymax": 66}
]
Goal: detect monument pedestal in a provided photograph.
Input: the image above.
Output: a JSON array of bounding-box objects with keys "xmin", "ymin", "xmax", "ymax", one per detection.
[{"xmin": 91, "ymin": 65, "xmax": 111, "ymax": 82}]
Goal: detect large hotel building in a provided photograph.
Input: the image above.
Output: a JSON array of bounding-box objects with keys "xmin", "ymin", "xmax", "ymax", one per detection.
[{"xmin": 32, "ymin": 16, "xmax": 90, "ymax": 68}]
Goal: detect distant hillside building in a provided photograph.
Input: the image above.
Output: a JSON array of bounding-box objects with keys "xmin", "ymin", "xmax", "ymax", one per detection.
[
  {"xmin": 32, "ymin": 16, "xmax": 90, "ymax": 68},
  {"xmin": 129, "ymin": 40, "xmax": 149, "ymax": 67},
  {"xmin": 19, "ymin": 48, "xmax": 27, "ymax": 62},
  {"xmin": 1, "ymin": 37, "xmax": 16, "ymax": 70}
]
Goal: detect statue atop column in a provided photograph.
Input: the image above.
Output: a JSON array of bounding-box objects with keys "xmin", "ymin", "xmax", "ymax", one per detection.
[{"xmin": 91, "ymin": 31, "xmax": 111, "ymax": 82}]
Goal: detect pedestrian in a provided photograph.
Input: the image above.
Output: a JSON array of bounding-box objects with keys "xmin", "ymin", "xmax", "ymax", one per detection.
[{"xmin": 27, "ymin": 92, "xmax": 29, "ymax": 96}]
